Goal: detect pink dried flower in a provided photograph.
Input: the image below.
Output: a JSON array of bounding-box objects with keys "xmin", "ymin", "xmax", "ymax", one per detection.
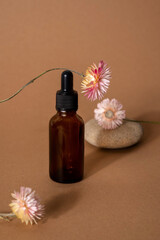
[
  {"xmin": 81, "ymin": 60, "xmax": 111, "ymax": 101},
  {"xmin": 9, "ymin": 187, "xmax": 44, "ymax": 225},
  {"xmin": 94, "ymin": 98, "xmax": 126, "ymax": 129}
]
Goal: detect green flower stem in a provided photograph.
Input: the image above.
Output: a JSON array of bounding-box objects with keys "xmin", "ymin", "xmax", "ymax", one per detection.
[
  {"xmin": 0, "ymin": 68, "xmax": 85, "ymax": 103},
  {"xmin": 0, "ymin": 213, "xmax": 16, "ymax": 222},
  {"xmin": 125, "ymin": 118, "xmax": 160, "ymax": 125}
]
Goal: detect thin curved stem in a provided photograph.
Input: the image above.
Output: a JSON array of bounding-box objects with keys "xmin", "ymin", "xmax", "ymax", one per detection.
[
  {"xmin": 125, "ymin": 118, "xmax": 160, "ymax": 125},
  {"xmin": 0, "ymin": 213, "xmax": 15, "ymax": 217},
  {"xmin": 0, "ymin": 68, "xmax": 85, "ymax": 103},
  {"xmin": 0, "ymin": 213, "xmax": 16, "ymax": 222}
]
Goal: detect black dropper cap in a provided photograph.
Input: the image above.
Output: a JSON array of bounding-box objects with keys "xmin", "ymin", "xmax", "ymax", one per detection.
[{"xmin": 56, "ymin": 70, "xmax": 78, "ymax": 111}]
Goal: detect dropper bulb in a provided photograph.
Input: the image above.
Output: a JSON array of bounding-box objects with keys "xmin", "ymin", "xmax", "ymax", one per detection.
[{"xmin": 61, "ymin": 70, "xmax": 73, "ymax": 92}]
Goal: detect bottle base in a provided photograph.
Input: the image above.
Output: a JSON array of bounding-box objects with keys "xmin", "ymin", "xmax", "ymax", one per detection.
[{"xmin": 49, "ymin": 174, "xmax": 83, "ymax": 184}]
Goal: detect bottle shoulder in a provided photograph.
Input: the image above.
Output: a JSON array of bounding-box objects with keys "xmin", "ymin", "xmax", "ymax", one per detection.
[
  {"xmin": 49, "ymin": 113, "xmax": 58, "ymax": 122},
  {"xmin": 49, "ymin": 112, "xmax": 84, "ymax": 126},
  {"xmin": 76, "ymin": 113, "xmax": 84, "ymax": 125},
  {"xmin": 49, "ymin": 113, "xmax": 62, "ymax": 126}
]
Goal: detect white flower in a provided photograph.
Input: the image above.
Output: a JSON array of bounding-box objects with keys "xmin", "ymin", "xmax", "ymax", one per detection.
[
  {"xmin": 9, "ymin": 187, "xmax": 44, "ymax": 225},
  {"xmin": 94, "ymin": 98, "xmax": 126, "ymax": 129}
]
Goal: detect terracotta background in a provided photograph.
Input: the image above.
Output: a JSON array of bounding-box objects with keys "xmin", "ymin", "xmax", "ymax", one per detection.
[{"xmin": 0, "ymin": 0, "xmax": 160, "ymax": 239}]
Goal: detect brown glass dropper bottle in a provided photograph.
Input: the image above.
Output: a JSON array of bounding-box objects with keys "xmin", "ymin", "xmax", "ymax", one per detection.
[{"xmin": 49, "ymin": 70, "xmax": 84, "ymax": 183}]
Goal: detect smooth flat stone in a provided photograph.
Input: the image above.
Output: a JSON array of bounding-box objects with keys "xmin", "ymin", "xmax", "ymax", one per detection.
[{"xmin": 85, "ymin": 119, "xmax": 143, "ymax": 149}]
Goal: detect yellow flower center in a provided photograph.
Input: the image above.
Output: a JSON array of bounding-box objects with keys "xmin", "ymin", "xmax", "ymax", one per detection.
[
  {"xmin": 19, "ymin": 200, "xmax": 28, "ymax": 209},
  {"xmin": 88, "ymin": 76, "xmax": 99, "ymax": 88},
  {"xmin": 105, "ymin": 110, "xmax": 114, "ymax": 119}
]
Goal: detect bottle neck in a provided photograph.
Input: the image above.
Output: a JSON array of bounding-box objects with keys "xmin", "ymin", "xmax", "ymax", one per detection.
[{"xmin": 57, "ymin": 110, "xmax": 76, "ymax": 116}]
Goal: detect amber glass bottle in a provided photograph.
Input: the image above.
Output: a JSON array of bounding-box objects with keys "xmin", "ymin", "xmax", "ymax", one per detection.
[{"xmin": 49, "ymin": 70, "xmax": 84, "ymax": 183}]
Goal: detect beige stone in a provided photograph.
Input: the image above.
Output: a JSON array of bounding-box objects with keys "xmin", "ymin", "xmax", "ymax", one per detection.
[{"xmin": 85, "ymin": 119, "xmax": 143, "ymax": 149}]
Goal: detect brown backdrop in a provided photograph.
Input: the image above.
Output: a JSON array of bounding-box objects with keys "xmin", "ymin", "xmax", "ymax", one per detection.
[{"xmin": 0, "ymin": 0, "xmax": 160, "ymax": 239}]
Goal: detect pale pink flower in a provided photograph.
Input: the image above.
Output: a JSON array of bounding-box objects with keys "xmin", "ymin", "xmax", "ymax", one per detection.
[
  {"xmin": 94, "ymin": 98, "xmax": 126, "ymax": 129},
  {"xmin": 81, "ymin": 60, "xmax": 111, "ymax": 101},
  {"xmin": 9, "ymin": 187, "xmax": 44, "ymax": 225}
]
